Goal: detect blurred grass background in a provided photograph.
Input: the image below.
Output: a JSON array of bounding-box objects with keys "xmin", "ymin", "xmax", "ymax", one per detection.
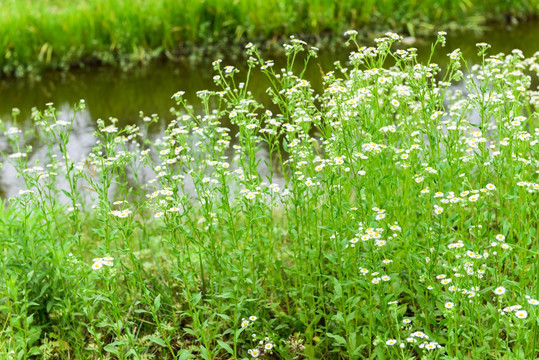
[{"xmin": 1, "ymin": 0, "xmax": 538, "ymax": 76}]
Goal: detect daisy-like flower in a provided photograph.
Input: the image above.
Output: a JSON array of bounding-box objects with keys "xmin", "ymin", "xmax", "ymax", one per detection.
[
  {"xmin": 403, "ymin": 318, "xmax": 412, "ymax": 324},
  {"xmin": 91, "ymin": 262, "xmax": 103, "ymax": 270},
  {"xmin": 247, "ymin": 192, "xmax": 258, "ymax": 199},
  {"xmin": 504, "ymin": 305, "xmax": 522, "ymax": 312},
  {"xmin": 172, "ymin": 91, "xmax": 185, "ymax": 99},
  {"xmin": 386, "ymin": 339, "xmax": 397, "ymax": 346},
  {"xmin": 264, "ymin": 343, "xmax": 273, "ymax": 350},
  {"xmin": 494, "ymin": 286, "xmax": 506, "ymax": 295},
  {"xmin": 495, "ymin": 234, "xmax": 505, "ymax": 241},
  {"xmin": 528, "ymin": 299, "xmax": 539, "ymax": 305},
  {"xmin": 249, "ymin": 316, "xmax": 257, "ymax": 321},
  {"xmin": 515, "ymin": 310, "xmax": 528, "ymax": 319},
  {"xmin": 485, "ymin": 183, "xmax": 496, "ymax": 190},
  {"xmin": 445, "ymin": 302, "xmax": 455, "ymax": 309},
  {"xmin": 248, "ymin": 349, "xmax": 260, "ymax": 358},
  {"xmin": 111, "ymin": 209, "xmax": 132, "ymax": 218},
  {"xmin": 241, "ymin": 320, "xmax": 249, "ymax": 328},
  {"xmin": 411, "ymin": 331, "xmax": 428, "ymax": 339}
]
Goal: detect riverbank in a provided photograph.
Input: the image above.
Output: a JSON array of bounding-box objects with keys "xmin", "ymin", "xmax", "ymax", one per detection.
[{"xmin": 1, "ymin": 0, "xmax": 538, "ymax": 77}]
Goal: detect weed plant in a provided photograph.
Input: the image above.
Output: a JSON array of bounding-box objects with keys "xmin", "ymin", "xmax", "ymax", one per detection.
[
  {"xmin": 1, "ymin": 32, "xmax": 539, "ymax": 359},
  {"xmin": 1, "ymin": 0, "xmax": 539, "ymax": 76}
]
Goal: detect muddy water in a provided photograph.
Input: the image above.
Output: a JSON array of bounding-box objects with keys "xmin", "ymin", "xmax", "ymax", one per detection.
[{"xmin": 1, "ymin": 22, "xmax": 538, "ymax": 198}]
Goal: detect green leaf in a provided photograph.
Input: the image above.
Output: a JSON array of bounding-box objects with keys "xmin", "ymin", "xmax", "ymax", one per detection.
[
  {"xmin": 326, "ymin": 332, "xmax": 347, "ymax": 346},
  {"xmin": 199, "ymin": 345, "xmax": 211, "ymax": 360},
  {"xmin": 332, "ymin": 277, "xmax": 343, "ymax": 299},
  {"xmin": 332, "ymin": 311, "xmax": 345, "ymax": 325},
  {"xmin": 27, "ymin": 347, "xmax": 41, "ymax": 356},
  {"xmin": 125, "ymin": 349, "xmax": 139, "ymax": 357},
  {"xmin": 183, "ymin": 327, "xmax": 198, "ymax": 337},
  {"xmin": 177, "ymin": 349, "xmax": 194, "ymax": 360},
  {"xmin": 148, "ymin": 336, "xmax": 166, "ymax": 347},
  {"xmin": 154, "ymin": 294, "xmax": 161, "ymax": 311},
  {"xmin": 103, "ymin": 344, "xmax": 121, "ymax": 356},
  {"xmin": 217, "ymin": 340, "xmax": 234, "ymax": 355},
  {"xmin": 37, "ymin": 283, "xmax": 51, "ymax": 299},
  {"xmin": 61, "ymin": 189, "xmax": 73, "ymax": 200},
  {"xmin": 93, "ymin": 294, "xmax": 112, "ymax": 305},
  {"xmin": 191, "ymin": 292, "xmax": 202, "ymax": 305}
]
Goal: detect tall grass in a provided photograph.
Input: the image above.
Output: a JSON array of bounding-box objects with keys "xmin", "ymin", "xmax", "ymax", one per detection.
[
  {"xmin": 1, "ymin": 32, "xmax": 539, "ymax": 359},
  {"xmin": 1, "ymin": 0, "xmax": 539, "ymax": 76}
]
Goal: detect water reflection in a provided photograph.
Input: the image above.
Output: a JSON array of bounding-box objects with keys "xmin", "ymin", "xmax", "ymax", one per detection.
[{"xmin": 0, "ymin": 105, "xmax": 97, "ymax": 198}]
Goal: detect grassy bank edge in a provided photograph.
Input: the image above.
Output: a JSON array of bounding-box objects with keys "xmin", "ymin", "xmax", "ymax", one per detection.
[{"xmin": 1, "ymin": 0, "xmax": 539, "ymax": 78}]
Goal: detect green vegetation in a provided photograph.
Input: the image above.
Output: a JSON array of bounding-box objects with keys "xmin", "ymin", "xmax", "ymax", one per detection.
[
  {"xmin": 1, "ymin": 0, "xmax": 539, "ymax": 76},
  {"xmin": 1, "ymin": 34, "xmax": 539, "ymax": 359}
]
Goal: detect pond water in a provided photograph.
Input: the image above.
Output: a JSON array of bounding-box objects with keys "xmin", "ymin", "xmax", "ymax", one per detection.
[{"xmin": 1, "ymin": 22, "xmax": 539, "ymax": 198}]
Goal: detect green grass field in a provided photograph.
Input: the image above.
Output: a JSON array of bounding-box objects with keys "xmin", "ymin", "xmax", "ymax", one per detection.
[
  {"xmin": 1, "ymin": 33, "xmax": 538, "ymax": 359},
  {"xmin": 1, "ymin": 0, "xmax": 538, "ymax": 76}
]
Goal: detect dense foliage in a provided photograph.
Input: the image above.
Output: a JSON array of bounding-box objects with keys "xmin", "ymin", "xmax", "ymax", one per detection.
[
  {"xmin": 1, "ymin": 33, "xmax": 539, "ymax": 359},
  {"xmin": 1, "ymin": 0, "xmax": 539, "ymax": 76}
]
